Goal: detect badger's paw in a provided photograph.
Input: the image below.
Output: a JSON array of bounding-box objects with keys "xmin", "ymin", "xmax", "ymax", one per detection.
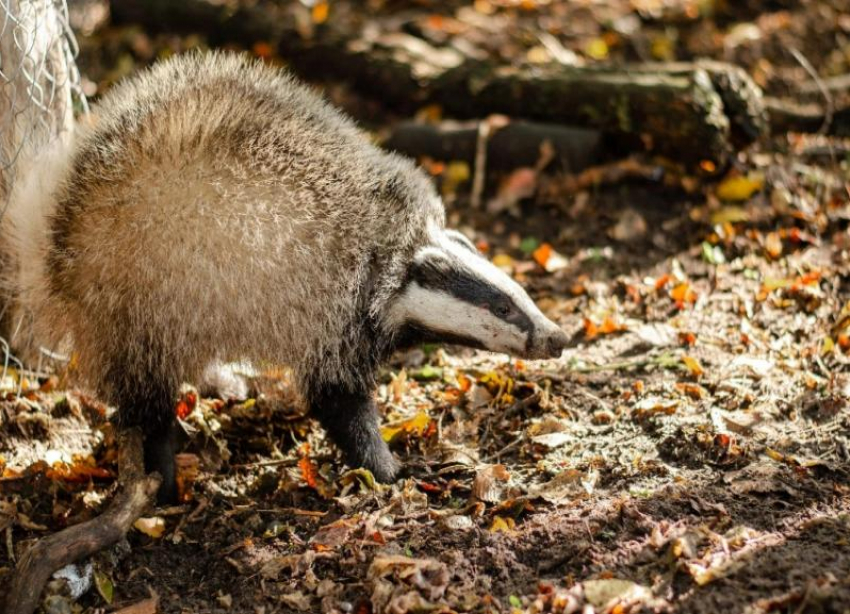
[{"xmin": 361, "ymin": 444, "xmax": 401, "ymax": 484}]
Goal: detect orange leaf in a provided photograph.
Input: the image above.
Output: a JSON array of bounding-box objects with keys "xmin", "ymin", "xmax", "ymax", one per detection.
[
  {"xmin": 252, "ymin": 41, "xmax": 274, "ymax": 59},
  {"xmin": 670, "ymin": 282, "xmax": 697, "ymax": 309},
  {"xmin": 679, "ymin": 332, "xmax": 697, "ymax": 346},
  {"xmin": 533, "ymin": 243, "xmax": 552, "ymax": 268},
  {"xmin": 311, "ymin": 1, "xmax": 329, "ymax": 24},
  {"xmin": 584, "ymin": 316, "xmax": 626, "ymax": 339},
  {"xmin": 654, "ymin": 274, "xmax": 673, "ymax": 291}
]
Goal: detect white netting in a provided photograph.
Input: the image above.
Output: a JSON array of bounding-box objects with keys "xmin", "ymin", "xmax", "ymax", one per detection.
[
  {"xmin": 0, "ymin": 0, "xmax": 87, "ymax": 217},
  {"xmin": 0, "ymin": 0, "xmax": 86, "ymax": 391}
]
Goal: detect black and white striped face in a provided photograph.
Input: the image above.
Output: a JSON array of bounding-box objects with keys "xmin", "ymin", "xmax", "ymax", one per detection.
[{"xmin": 388, "ymin": 229, "xmax": 569, "ymax": 359}]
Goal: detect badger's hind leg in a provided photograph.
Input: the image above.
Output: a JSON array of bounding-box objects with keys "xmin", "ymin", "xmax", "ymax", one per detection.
[
  {"xmin": 309, "ymin": 384, "xmax": 400, "ymax": 483},
  {"xmin": 107, "ymin": 364, "xmax": 180, "ymax": 504}
]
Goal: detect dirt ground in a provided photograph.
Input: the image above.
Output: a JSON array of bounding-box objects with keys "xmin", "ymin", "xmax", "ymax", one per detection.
[{"xmin": 2, "ymin": 1, "xmax": 850, "ymax": 613}]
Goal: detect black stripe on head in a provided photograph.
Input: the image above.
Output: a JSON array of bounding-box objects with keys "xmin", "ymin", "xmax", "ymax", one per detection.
[{"xmin": 410, "ymin": 250, "xmax": 534, "ymax": 333}]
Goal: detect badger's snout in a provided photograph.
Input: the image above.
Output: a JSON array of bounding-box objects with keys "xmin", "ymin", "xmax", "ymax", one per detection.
[{"xmin": 527, "ymin": 323, "xmax": 569, "ymax": 359}]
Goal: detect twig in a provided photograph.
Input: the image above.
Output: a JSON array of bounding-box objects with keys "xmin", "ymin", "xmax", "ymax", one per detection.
[
  {"xmin": 485, "ymin": 435, "xmax": 523, "ymax": 462},
  {"xmin": 5, "ymin": 429, "xmax": 161, "ymax": 614},
  {"xmin": 789, "ymin": 47, "xmax": 834, "ymax": 137},
  {"xmin": 470, "ymin": 115, "xmax": 509, "ymax": 209},
  {"xmin": 576, "ymin": 387, "xmax": 611, "ymax": 413},
  {"xmin": 231, "ymin": 453, "xmax": 334, "ymax": 470},
  {"xmin": 555, "ymin": 352, "xmax": 681, "ymax": 375}
]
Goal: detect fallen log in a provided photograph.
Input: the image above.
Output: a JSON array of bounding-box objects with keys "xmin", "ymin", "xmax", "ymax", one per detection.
[
  {"xmin": 383, "ymin": 120, "xmax": 603, "ymax": 172},
  {"xmin": 110, "ymin": 0, "xmax": 769, "ymax": 166}
]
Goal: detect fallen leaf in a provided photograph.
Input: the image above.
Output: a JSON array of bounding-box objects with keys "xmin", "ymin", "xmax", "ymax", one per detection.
[
  {"xmin": 111, "ymin": 596, "xmax": 159, "ymax": 614},
  {"xmin": 681, "ymin": 355, "xmax": 704, "ymax": 378},
  {"xmin": 609, "ymin": 208, "xmax": 648, "ymax": 242},
  {"xmin": 670, "ymin": 282, "xmax": 698, "ymax": 309},
  {"xmin": 94, "ymin": 570, "xmax": 114, "ymax": 604},
  {"xmin": 311, "ymin": 1, "xmax": 329, "ymax": 24},
  {"xmin": 533, "ymin": 243, "xmax": 569, "ymax": 273},
  {"xmin": 634, "ymin": 323, "xmax": 678, "ymax": 347},
  {"xmin": 710, "ymin": 206, "xmax": 749, "ymax": 224},
  {"xmin": 492, "ymin": 253, "xmax": 515, "ymax": 271},
  {"xmin": 584, "ymin": 316, "xmax": 627, "ymax": 340},
  {"xmin": 442, "ymin": 160, "xmax": 471, "ymax": 197},
  {"xmin": 381, "ymin": 411, "xmax": 433, "ymax": 443},
  {"xmin": 633, "ymin": 397, "xmax": 679, "ymax": 419},
  {"xmin": 764, "ymin": 232, "xmax": 783, "ymax": 259},
  {"xmin": 716, "ymin": 173, "xmax": 764, "ymax": 202},
  {"xmin": 134, "ymin": 517, "xmax": 166, "ymax": 539},
  {"xmin": 471, "ymin": 464, "xmax": 511, "ymax": 503},
  {"xmin": 528, "ymin": 468, "xmax": 596, "ymax": 503},
  {"xmin": 489, "ymin": 515, "xmax": 516, "ymax": 533},
  {"xmin": 310, "ymin": 518, "xmax": 358, "ymax": 551},
  {"xmin": 583, "ymin": 579, "xmax": 652, "ymax": 608},
  {"xmin": 488, "ymin": 168, "xmax": 537, "ymax": 213},
  {"xmin": 298, "ymin": 443, "xmax": 335, "ymax": 499},
  {"xmin": 585, "ymin": 38, "xmax": 609, "ymax": 59}
]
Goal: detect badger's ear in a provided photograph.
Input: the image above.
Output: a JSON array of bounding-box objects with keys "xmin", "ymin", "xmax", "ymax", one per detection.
[
  {"xmin": 444, "ymin": 229, "xmax": 478, "ymax": 254},
  {"xmin": 409, "ymin": 246, "xmax": 451, "ymax": 289}
]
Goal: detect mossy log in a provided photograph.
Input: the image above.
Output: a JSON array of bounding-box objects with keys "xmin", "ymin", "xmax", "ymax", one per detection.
[{"xmin": 110, "ymin": 0, "xmax": 770, "ymax": 166}]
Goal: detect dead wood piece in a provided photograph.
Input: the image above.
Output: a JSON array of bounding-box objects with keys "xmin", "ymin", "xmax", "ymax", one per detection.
[
  {"xmin": 383, "ymin": 120, "xmax": 602, "ymax": 173},
  {"xmin": 766, "ymin": 97, "xmax": 850, "ymax": 137},
  {"xmin": 5, "ymin": 430, "xmax": 160, "ymax": 614},
  {"xmin": 110, "ymin": 0, "xmax": 768, "ymax": 166}
]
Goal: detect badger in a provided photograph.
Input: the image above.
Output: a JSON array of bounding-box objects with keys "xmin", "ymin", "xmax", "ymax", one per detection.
[{"xmin": 1, "ymin": 52, "xmax": 568, "ymax": 501}]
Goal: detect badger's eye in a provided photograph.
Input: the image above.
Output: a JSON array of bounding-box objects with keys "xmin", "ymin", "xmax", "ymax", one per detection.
[{"xmin": 494, "ymin": 303, "xmax": 512, "ymax": 318}]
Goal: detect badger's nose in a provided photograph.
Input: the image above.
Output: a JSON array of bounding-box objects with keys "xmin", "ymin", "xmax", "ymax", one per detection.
[{"xmin": 544, "ymin": 327, "xmax": 569, "ymax": 358}]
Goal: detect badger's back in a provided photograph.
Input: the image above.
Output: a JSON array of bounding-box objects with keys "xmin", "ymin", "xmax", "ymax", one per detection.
[{"xmin": 44, "ymin": 52, "xmax": 443, "ymax": 401}]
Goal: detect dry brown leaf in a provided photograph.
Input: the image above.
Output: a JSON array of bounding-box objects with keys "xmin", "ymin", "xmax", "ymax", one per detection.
[
  {"xmin": 471, "ymin": 464, "xmax": 511, "ymax": 503},
  {"xmin": 112, "ymin": 595, "xmax": 159, "ymax": 614}
]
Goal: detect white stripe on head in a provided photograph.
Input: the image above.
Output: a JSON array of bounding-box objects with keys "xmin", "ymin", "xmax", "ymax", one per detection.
[
  {"xmin": 437, "ymin": 234, "xmax": 543, "ymax": 321},
  {"xmin": 387, "ymin": 230, "xmax": 559, "ymax": 357},
  {"xmin": 392, "ymin": 283, "xmax": 528, "ymax": 355}
]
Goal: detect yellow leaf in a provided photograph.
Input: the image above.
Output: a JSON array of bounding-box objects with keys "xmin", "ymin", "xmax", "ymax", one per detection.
[
  {"xmin": 134, "ymin": 516, "xmax": 166, "ymax": 538},
  {"xmin": 489, "ymin": 516, "xmax": 516, "ymax": 533},
  {"xmin": 585, "ymin": 38, "xmax": 609, "ymax": 60},
  {"xmin": 821, "ymin": 336, "xmax": 835, "ymax": 355},
  {"xmin": 716, "ymin": 173, "xmax": 764, "ymax": 202},
  {"xmin": 492, "ymin": 253, "xmax": 515, "ymax": 271},
  {"xmin": 681, "ymin": 355, "xmax": 704, "ymax": 377},
  {"xmin": 710, "ymin": 206, "xmax": 749, "ymax": 224},
  {"xmin": 381, "ymin": 411, "xmax": 432, "ymax": 443},
  {"xmin": 650, "ymin": 34, "xmax": 675, "ymax": 60},
  {"xmin": 765, "ymin": 447, "xmax": 785, "ymax": 462}
]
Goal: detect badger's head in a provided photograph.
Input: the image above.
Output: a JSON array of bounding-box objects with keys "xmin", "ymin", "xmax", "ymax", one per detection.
[{"xmin": 387, "ymin": 228, "xmax": 569, "ymax": 359}]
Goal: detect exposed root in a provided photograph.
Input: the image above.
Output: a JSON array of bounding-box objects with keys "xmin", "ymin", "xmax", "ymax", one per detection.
[{"xmin": 5, "ymin": 429, "xmax": 160, "ymax": 614}]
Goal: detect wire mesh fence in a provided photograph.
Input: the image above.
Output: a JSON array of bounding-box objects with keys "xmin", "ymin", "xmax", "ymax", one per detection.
[
  {"xmin": 0, "ymin": 0, "xmax": 87, "ymax": 216},
  {"xmin": 0, "ymin": 0, "xmax": 86, "ymax": 392}
]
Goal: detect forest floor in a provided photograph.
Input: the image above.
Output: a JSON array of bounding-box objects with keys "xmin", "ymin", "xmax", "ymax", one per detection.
[{"xmin": 2, "ymin": 1, "xmax": 850, "ymax": 613}]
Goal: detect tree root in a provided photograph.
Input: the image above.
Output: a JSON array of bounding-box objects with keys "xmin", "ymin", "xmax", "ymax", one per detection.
[{"xmin": 5, "ymin": 429, "xmax": 161, "ymax": 614}]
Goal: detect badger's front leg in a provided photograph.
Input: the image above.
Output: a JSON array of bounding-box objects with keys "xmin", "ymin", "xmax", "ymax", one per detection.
[{"xmin": 309, "ymin": 384, "xmax": 400, "ymax": 483}]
